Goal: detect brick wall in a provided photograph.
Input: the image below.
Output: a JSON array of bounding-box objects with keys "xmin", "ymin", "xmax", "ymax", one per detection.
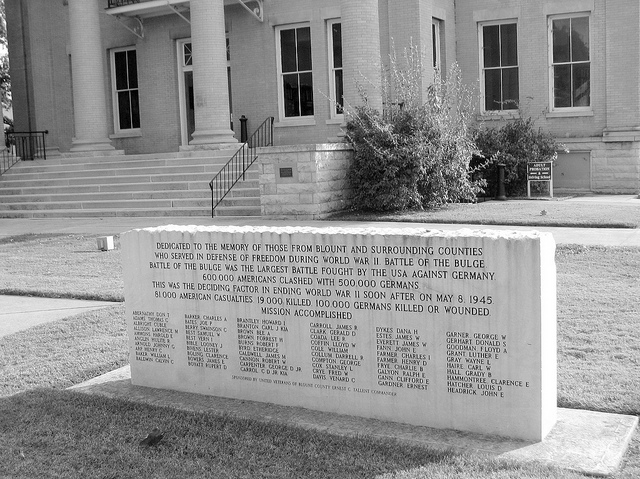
[
  {"xmin": 6, "ymin": 0, "xmax": 36, "ymax": 138},
  {"xmin": 433, "ymin": 0, "xmax": 456, "ymax": 76},
  {"xmin": 6, "ymin": 0, "xmax": 74, "ymax": 153},
  {"xmin": 8, "ymin": 0, "xmax": 638, "ymax": 192},
  {"xmin": 455, "ymin": 0, "xmax": 607, "ymax": 136},
  {"xmin": 230, "ymin": 0, "xmax": 344, "ymax": 146},
  {"xmin": 455, "ymin": 0, "xmax": 639, "ymax": 193},
  {"xmin": 604, "ymin": 0, "xmax": 640, "ymax": 130},
  {"xmin": 110, "ymin": 15, "xmax": 191, "ymax": 154}
]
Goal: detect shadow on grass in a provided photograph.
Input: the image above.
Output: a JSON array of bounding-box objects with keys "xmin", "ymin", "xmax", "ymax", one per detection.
[
  {"xmin": 0, "ymin": 288, "xmax": 123, "ymax": 302},
  {"xmin": 0, "ymin": 389, "xmax": 437, "ymax": 479},
  {"xmin": 0, "ymin": 233, "xmax": 67, "ymax": 245},
  {"xmin": 330, "ymin": 211, "xmax": 638, "ymax": 229},
  {"xmin": 0, "ymin": 389, "xmax": 578, "ymax": 479}
]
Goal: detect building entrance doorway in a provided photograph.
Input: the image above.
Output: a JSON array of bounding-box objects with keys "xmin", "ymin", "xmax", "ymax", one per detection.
[
  {"xmin": 178, "ymin": 40, "xmax": 194, "ymax": 146},
  {"xmin": 177, "ymin": 38, "xmax": 233, "ymax": 147}
]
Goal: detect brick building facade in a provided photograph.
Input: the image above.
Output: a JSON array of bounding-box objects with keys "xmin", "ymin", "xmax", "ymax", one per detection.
[{"xmin": 6, "ymin": 0, "xmax": 640, "ymax": 193}]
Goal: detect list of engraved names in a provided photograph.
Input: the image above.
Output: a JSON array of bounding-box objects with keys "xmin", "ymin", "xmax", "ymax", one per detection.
[{"xmin": 133, "ymin": 235, "xmax": 528, "ymax": 400}]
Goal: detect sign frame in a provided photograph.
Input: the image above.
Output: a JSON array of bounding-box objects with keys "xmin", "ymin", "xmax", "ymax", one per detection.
[{"xmin": 527, "ymin": 161, "xmax": 553, "ymax": 198}]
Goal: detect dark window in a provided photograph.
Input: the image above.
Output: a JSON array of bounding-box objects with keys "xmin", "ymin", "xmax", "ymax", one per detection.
[
  {"xmin": 279, "ymin": 26, "xmax": 313, "ymax": 118},
  {"xmin": 330, "ymin": 21, "xmax": 343, "ymax": 115},
  {"xmin": 482, "ymin": 23, "xmax": 519, "ymax": 111},
  {"xmin": 552, "ymin": 16, "xmax": 590, "ymax": 108},
  {"xmin": 113, "ymin": 49, "xmax": 140, "ymax": 130}
]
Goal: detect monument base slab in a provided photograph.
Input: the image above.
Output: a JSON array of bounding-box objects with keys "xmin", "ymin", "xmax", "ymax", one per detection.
[{"xmin": 71, "ymin": 365, "xmax": 637, "ymax": 478}]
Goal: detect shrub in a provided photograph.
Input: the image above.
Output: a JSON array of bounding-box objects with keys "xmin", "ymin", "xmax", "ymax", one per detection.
[
  {"xmin": 473, "ymin": 116, "xmax": 564, "ymax": 197},
  {"xmin": 345, "ymin": 47, "xmax": 481, "ymax": 212}
]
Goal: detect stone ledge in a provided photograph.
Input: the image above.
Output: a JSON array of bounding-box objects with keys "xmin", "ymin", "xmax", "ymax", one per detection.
[
  {"xmin": 71, "ymin": 365, "xmax": 637, "ymax": 477},
  {"xmin": 258, "ymin": 143, "xmax": 353, "ymax": 154}
]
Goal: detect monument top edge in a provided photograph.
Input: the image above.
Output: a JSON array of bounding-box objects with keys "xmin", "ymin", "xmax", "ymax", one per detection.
[{"xmin": 122, "ymin": 224, "xmax": 552, "ymax": 240}]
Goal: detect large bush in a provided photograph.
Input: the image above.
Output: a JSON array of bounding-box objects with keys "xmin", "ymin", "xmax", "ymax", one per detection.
[
  {"xmin": 345, "ymin": 52, "xmax": 481, "ymax": 212},
  {"xmin": 473, "ymin": 116, "xmax": 564, "ymax": 197}
]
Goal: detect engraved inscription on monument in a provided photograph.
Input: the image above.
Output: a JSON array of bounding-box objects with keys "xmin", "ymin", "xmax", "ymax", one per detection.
[
  {"xmin": 122, "ymin": 226, "xmax": 557, "ymax": 441},
  {"xmin": 133, "ymin": 311, "xmax": 177, "ymax": 365}
]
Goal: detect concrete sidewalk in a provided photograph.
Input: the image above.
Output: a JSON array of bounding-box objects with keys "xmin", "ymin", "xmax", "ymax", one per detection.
[
  {"xmin": 1, "ymin": 215, "xmax": 640, "ymax": 246},
  {"xmin": 1, "ymin": 193, "xmax": 638, "ymax": 239},
  {"xmin": 0, "ymin": 295, "xmax": 118, "ymax": 338}
]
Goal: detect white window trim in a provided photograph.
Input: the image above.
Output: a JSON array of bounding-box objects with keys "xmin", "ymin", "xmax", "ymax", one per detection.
[
  {"xmin": 275, "ymin": 22, "xmax": 315, "ymax": 123},
  {"xmin": 478, "ymin": 19, "xmax": 519, "ymax": 115},
  {"xmin": 432, "ymin": 18, "xmax": 441, "ymax": 76},
  {"xmin": 110, "ymin": 46, "xmax": 140, "ymax": 134},
  {"xmin": 226, "ymin": 35, "xmax": 233, "ymax": 130},
  {"xmin": 327, "ymin": 18, "xmax": 343, "ymax": 121},
  {"xmin": 176, "ymin": 38, "xmax": 192, "ymax": 147},
  {"xmin": 547, "ymin": 12, "xmax": 592, "ymax": 113}
]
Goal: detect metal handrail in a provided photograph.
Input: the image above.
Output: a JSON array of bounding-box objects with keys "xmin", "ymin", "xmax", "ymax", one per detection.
[
  {"xmin": 209, "ymin": 117, "xmax": 274, "ymax": 217},
  {"xmin": 1, "ymin": 130, "xmax": 48, "ymax": 177},
  {"xmin": 0, "ymin": 148, "xmax": 20, "ymax": 177}
]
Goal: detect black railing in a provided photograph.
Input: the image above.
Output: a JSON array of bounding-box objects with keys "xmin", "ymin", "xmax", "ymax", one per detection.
[
  {"xmin": 0, "ymin": 148, "xmax": 20, "ymax": 177},
  {"xmin": 209, "ymin": 117, "xmax": 274, "ymax": 217},
  {"xmin": 1, "ymin": 130, "xmax": 48, "ymax": 177},
  {"xmin": 10, "ymin": 131, "xmax": 48, "ymax": 161},
  {"xmin": 107, "ymin": 0, "xmax": 141, "ymax": 8}
]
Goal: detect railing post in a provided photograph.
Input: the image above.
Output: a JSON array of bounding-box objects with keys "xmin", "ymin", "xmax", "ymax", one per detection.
[
  {"xmin": 42, "ymin": 131, "xmax": 48, "ymax": 160},
  {"xmin": 240, "ymin": 115, "xmax": 248, "ymax": 143},
  {"xmin": 270, "ymin": 117, "xmax": 274, "ymax": 145},
  {"xmin": 495, "ymin": 163, "xmax": 507, "ymax": 201}
]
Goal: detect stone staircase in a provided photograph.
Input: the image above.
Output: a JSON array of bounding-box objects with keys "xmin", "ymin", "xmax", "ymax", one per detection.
[{"xmin": 0, "ymin": 150, "xmax": 261, "ymax": 218}]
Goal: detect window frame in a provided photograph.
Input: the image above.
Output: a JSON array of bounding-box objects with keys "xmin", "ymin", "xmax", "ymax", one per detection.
[
  {"xmin": 275, "ymin": 22, "xmax": 315, "ymax": 122},
  {"xmin": 478, "ymin": 19, "xmax": 520, "ymax": 114},
  {"xmin": 176, "ymin": 38, "xmax": 193, "ymax": 146},
  {"xmin": 327, "ymin": 19, "xmax": 343, "ymax": 121},
  {"xmin": 548, "ymin": 13, "xmax": 592, "ymax": 113},
  {"xmin": 432, "ymin": 18, "xmax": 442, "ymax": 76},
  {"xmin": 110, "ymin": 46, "xmax": 141, "ymax": 134}
]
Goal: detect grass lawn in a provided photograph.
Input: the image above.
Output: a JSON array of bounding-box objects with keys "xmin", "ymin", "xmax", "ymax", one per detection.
[
  {"xmin": 0, "ymin": 234, "xmax": 123, "ymax": 301},
  {"xmin": 1, "ymin": 389, "xmax": 576, "ymax": 479},
  {"xmin": 331, "ymin": 198, "xmax": 640, "ymax": 228},
  {"xmin": 0, "ymin": 233, "xmax": 638, "ymax": 478}
]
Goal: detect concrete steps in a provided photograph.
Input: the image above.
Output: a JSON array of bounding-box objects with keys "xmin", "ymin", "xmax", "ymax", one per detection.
[{"xmin": 0, "ymin": 151, "xmax": 262, "ymax": 218}]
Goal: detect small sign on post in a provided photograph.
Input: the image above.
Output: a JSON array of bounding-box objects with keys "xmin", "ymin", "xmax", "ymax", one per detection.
[{"xmin": 527, "ymin": 162, "xmax": 553, "ymax": 198}]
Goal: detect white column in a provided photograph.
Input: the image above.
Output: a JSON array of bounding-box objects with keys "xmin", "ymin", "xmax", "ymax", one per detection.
[
  {"xmin": 68, "ymin": 0, "xmax": 114, "ymax": 152},
  {"xmin": 189, "ymin": 0, "xmax": 237, "ymax": 146},
  {"xmin": 340, "ymin": 0, "xmax": 383, "ymax": 112}
]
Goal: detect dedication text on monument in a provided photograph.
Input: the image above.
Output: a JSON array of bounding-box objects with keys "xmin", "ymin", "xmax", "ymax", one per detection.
[{"xmin": 122, "ymin": 226, "xmax": 557, "ymax": 441}]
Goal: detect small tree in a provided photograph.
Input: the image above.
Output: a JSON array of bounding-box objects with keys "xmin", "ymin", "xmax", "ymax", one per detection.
[
  {"xmin": 345, "ymin": 45, "xmax": 480, "ymax": 212},
  {"xmin": 0, "ymin": 0, "xmax": 10, "ymax": 113}
]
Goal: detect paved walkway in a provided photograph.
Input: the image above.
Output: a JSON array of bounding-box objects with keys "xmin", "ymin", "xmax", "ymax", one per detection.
[
  {"xmin": 0, "ymin": 295, "xmax": 116, "ymax": 338},
  {"xmin": 1, "ymin": 215, "xmax": 639, "ymax": 247}
]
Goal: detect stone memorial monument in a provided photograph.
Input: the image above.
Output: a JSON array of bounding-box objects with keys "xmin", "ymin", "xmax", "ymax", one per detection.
[{"xmin": 122, "ymin": 225, "xmax": 557, "ymax": 441}]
